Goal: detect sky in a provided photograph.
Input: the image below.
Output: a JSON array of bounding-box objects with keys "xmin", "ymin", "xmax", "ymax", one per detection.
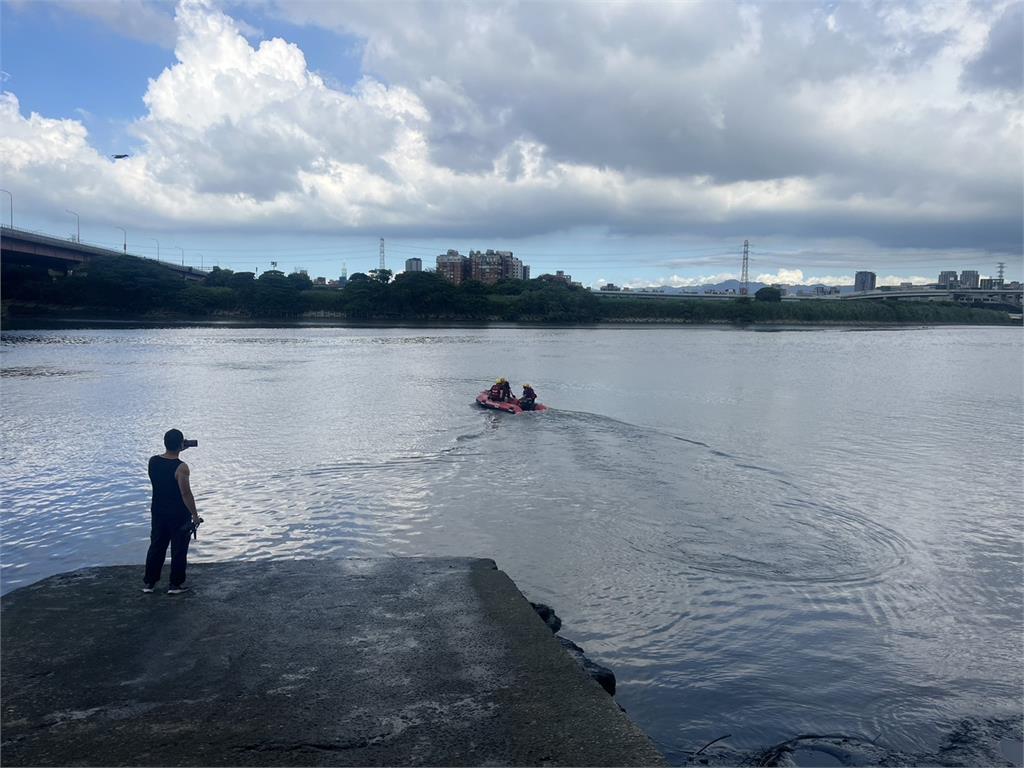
[{"xmin": 1, "ymin": 0, "xmax": 1021, "ymax": 287}]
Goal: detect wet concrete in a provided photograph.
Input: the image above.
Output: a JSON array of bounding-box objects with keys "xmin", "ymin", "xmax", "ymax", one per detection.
[{"xmin": 1, "ymin": 558, "xmax": 665, "ymax": 766}]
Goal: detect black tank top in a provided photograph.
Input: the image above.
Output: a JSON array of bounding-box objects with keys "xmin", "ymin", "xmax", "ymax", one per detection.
[{"xmin": 149, "ymin": 456, "xmax": 188, "ymax": 518}]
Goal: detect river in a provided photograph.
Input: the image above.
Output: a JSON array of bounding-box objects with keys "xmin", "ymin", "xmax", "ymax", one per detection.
[{"xmin": 1, "ymin": 324, "xmax": 1021, "ymax": 765}]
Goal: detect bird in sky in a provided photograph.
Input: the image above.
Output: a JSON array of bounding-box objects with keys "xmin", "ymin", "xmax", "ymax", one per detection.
[{"xmin": 110, "ymin": 154, "xmax": 130, "ymax": 159}]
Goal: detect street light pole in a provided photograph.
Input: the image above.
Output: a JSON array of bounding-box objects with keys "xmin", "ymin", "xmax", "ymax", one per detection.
[
  {"xmin": 150, "ymin": 238, "xmax": 160, "ymax": 261},
  {"xmin": 175, "ymin": 246, "xmax": 184, "ymax": 266},
  {"xmin": 0, "ymin": 188, "xmax": 12, "ymax": 227},
  {"xmin": 196, "ymin": 253, "xmax": 204, "ymax": 270},
  {"xmin": 116, "ymin": 227, "xmax": 127, "ymax": 254},
  {"xmin": 65, "ymin": 209, "xmax": 80, "ymax": 242}
]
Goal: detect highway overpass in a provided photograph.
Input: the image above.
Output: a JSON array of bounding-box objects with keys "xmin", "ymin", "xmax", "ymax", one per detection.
[
  {"xmin": 1, "ymin": 226, "xmax": 207, "ymax": 282},
  {"xmin": 592, "ymin": 286, "xmax": 1021, "ymax": 309},
  {"xmin": 840, "ymin": 287, "xmax": 1022, "ymax": 309}
]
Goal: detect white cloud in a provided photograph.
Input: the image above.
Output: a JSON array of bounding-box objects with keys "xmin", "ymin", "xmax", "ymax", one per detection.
[
  {"xmin": 0, "ymin": 0, "xmax": 1020, "ymax": 270},
  {"xmin": 875, "ymin": 274, "xmax": 934, "ymax": 286},
  {"xmin": 755, "ymin": 268, "xmax": 806, "ymax": 285},
  {"xmin": 624, "ymin": 273, "xmax": 740, "ymax": 289}
]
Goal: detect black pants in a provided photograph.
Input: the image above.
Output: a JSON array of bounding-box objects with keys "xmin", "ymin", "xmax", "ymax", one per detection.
[{"xmin": 144, "ymin": 514, "xmax": 191, "ymax": 587}]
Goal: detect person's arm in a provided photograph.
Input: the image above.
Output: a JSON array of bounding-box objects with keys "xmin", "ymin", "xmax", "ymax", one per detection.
[{"xmin": 176, "ymin": 463, "xmax": 200, "ymax": 522}]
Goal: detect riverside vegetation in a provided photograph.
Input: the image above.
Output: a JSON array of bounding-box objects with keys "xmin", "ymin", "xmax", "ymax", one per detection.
[{"xmin": 2, "ymin": 254, "xmax": 1016, "ymax": 325}]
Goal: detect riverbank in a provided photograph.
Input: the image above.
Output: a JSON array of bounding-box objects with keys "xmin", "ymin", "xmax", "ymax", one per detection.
[
  {"xmin": 2, "ymin": 310, "xmax": 1019, "ymax": 331},
  {"xmin": 1, "ymin": 558, "xmax": 665, "ymax": 767}
]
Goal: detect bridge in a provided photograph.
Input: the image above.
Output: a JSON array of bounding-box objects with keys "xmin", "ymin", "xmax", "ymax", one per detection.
[
  {"xmin": 592, "ymin": 286, "xmax": 1021, "ymax": 309},
  {"xmin": 1, "ymin": 226, "xmax": 207, "ymax": 282},
  {"xmin": 840, "ymin": 287, "xmax": 1022, "ymax": 309}
]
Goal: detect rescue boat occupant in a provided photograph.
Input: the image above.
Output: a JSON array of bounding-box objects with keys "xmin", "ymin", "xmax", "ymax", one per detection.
[
  {"xmin": 493, "ymin": 377, "xmax": 513, "ymax": 402},
  {"xmin": 488, "ymin": 379, "xmax": 505, "ymax": 401},
  {"xmin": 519, "ymin": 384, "xmax": 537, "ymax": 410}
]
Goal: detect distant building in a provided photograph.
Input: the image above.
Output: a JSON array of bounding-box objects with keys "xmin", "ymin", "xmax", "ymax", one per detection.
[
  {"xmin": 405, "ymin": 258, "xmax": 422, "ymax": 273},
  {"xmin": 313, "ymin": 276, "xmax": 327, "ymax": 286},
  {"xmin": 979, "ymin": 277, "xmax": 1005, "ymax": 289},
  {"xmin": 466, "ymin": 249, "xmax": 522, "ymax": 284},
  {"xmin": 900, "ymin": 282, "xmax": 914, "ymax": 289},
  {"xmin": 854, "ymin": 271, "xmax": 877, "ymax": 292},
  {"xmin": 544, "ymin": 270, "xmax": 571, "ymax": 284},
  {"xmin": 599, "ymin": 283, "xmax": 621, "ymax": 292},
  {"xmin": 469, "ymin": 250, "xmax": 503, "ymax": 284},
  {"xmin": 959, "ymin": 270, "xmax": 979, "ymax": 288},
  {"xmin": 435, "ymin": 248, "xmax": 528, "ymax": 285},
  {"xmin": 938, "ymin": 270, "xmax": 959, "ymax": 288},
  {"xmin": 815, "ymin": 285, "xmax": 841, "ymax": 295},
  {"xmin": 436, "ymin": 250, "xmax": 468, "ymax": 285}
]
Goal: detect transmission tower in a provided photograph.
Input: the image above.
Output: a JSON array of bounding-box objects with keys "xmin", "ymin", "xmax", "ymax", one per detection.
[
  {"xmin": 997, "ymin": 262, "xmax": 1005, "ymax": 281},
  {"xmin": 379, "ymin": 238, "xmax": 386, "ymax": 270},
  {"xmin": 341, "ymin": 261, "xmax": 348, "ymax": 280},
  {"xmin": 740, "ymin": 240, "xmax": 750, "ymax": 296}
]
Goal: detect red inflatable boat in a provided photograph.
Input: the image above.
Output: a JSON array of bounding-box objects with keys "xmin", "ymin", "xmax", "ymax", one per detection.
[{"xmin": 476, "ymin": 391, "xmax": 548, "ymax": 414}]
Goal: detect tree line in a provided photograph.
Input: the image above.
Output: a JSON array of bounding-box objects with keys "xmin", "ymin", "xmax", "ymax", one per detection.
[{"xmin": 1, "ymin": 254, "xmax": 1015, "ymax": 325}]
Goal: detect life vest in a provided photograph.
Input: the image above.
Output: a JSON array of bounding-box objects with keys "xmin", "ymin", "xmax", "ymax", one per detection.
[{"xmin": 488, "ymin": 384, "xmax": 503, "ymax": 400}]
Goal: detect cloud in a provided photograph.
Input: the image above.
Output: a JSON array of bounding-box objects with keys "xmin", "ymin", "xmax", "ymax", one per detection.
[
  {"xmin": 0, "ymin": 0, "xmax": 1020, "ymax": 270},
  {"xmin": 961, "ymin": 2, "xmax": 1024, "ymax": 92},
  {"xmin": 55, "ymin": 0, "xmax": 178, "ymax": 49},
  {"xmin": 624, "ymin": 273, "xmax": 740, "ymax": 289}
]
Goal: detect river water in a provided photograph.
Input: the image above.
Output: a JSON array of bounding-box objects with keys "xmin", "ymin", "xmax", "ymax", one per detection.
[{"xmin": 1, "ymin": 324, "xmax": 1021, "ymax": 765}]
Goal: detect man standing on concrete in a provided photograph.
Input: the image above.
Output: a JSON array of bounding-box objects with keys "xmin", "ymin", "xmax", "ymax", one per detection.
[{"xmin": 142, "ymin": 429, "xmax": 201, "ymax": 595}]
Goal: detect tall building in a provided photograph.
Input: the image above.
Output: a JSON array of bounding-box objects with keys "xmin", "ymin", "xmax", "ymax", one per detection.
[
  {"xmin": 405, "ymin": 257, "xmax": 422, "ymax": 273},
  {"xmin": 959, "ymin": 270, "xmax": 979, "ymax": 288},
  {"xmin": 465, "ymin": 249, "xmax": 524, "ymax": 285},
  {"xmin": 469, "ymin": 249, "xmax": 504, "ymax": 284},
  {"xmin": 938, "ymin": 270, "xmax": 959, "ymax": 288},
  {"xmin": 436, "ymin": 248, "xmax": 529, "ymax": 285},
  {"xmin": 436, "ymin": 250, "xmax": 468, "ymax": 284},
  {"xmin": 854, "ymin": 271, "xmax": 876, "ymax": 292}
]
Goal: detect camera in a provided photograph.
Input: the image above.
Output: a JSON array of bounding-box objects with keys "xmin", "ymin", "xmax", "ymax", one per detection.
[{"xmin": 182, "ymin": 439, "xmax": 199, "ymax": 449}]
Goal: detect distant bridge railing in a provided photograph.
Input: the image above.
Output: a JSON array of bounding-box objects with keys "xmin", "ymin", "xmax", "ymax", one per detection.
[{"xmin": 1, "ymin": 225, "xmax": 208, "ymax": 281}]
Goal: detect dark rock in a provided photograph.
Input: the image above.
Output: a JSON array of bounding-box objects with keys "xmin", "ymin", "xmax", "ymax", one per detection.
[
  {"xmin": 557, "ymin": 636, "xmax": 616, "ymax": 696},
  {"xmin": 529, "ymin": 602, "xmax": 562, "ymax": 634}
]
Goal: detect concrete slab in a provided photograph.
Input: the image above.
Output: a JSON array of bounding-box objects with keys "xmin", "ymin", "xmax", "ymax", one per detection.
[{"xmin": 1, "ymin": 558, "xmax": 665, "ymax": 766}]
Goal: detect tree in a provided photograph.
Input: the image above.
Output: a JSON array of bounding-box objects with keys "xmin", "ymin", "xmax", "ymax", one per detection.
[
  {"xmin": 755, "ymin": 286, "xmax": 783, "ymax": 302},
  {"xmin": 368, "ymin": 268, "xmax": 393, "ymax": 284},
  {"xmin": 387, "ymin": 271, "xmax": 457, "ymax": 316},
  {"xmin": 203, "ymin": 266, "xmax": 234, "ymax": 287},
  {"xmin": 286, "ymin": 271, "xmax": 313, "ymax": 291}
]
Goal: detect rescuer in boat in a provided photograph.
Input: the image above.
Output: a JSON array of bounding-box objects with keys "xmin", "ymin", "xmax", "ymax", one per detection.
[
  {"xmin": 519, "ymin": 384, "xmax": 538, "ymax": 411},
  {"xmin": 489, "ymin": 378, "xmax": 513, "ymax": 402}
]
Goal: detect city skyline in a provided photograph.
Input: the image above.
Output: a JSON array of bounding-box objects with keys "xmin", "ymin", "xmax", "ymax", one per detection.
[{"xmin": 1, "ymin": 1, "xmax": 1020, "ymax": 287}]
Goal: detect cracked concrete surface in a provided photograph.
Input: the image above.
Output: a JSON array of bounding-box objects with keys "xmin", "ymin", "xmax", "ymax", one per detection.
[{"xmin": 1, "ymin": 558, "xmax": 665, "ymax": 766}]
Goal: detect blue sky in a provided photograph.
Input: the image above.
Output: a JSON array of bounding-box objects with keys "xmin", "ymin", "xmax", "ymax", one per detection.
[{"xmin": 1, "ymin": 0, "xmax": 1020, "ymax": 286}]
